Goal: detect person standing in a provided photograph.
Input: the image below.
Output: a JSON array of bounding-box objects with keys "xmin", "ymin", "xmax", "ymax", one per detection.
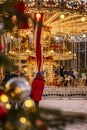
[{"xmin": 31, "ymin": 71, "xmax": 44, "ymax": 107}]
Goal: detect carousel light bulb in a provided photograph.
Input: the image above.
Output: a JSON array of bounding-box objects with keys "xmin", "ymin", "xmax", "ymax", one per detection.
[
  {"xmin": 74, "ymin": 53, "xmax": 76, "ymax": 57},
  {"xmin": 9, "ymin": 51, "xmax": 12, "ymax": 53},
  {"xmin": 26, "ymin": 49, "xmax": 30, "ymax": 53},
  {"xmin": 81, "ymin": 17, "xmax": 86, "ymax": 22},
  {"xmin": 69, "ymin": 51, "xmax": 72, "ymax": 54},
  {"xmin": 50, "ymin": 50, "xmax": 54, "ymax": 54},
  {"xmin": 36, "ymin": 13, "xmax": 41, "ymax": 20},
  {"xmin": 0, "ymin": 94, "xmax": 8, "ymax": 103},
  {"xmin": 55, "ymin": 36, "xmax": 59, "ymax": 40},
  {"xmin": 20, "ymin": 117, "xmax": 27, "ymax": 124},
  {"xmin": 11, "ymin": 36, "xmax": 13, "ymax": 40},
  {"xmin": 83, "ymin": 34, "xmax": 86, "ymax": 38},
  {"xmin": 60, "ymin": 14, "xmax": 65, "ymax": 19}
]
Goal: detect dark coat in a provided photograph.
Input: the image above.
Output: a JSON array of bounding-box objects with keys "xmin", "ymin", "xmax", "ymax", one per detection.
[{"xmin": 31, "ymin": 75, "xmax": 44, "ymax": 101}]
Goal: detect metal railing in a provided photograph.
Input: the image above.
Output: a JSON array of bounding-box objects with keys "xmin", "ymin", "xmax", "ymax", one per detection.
[{"xmin": 43, "ymin": 86, "xmax": 87, "ymax": 99}]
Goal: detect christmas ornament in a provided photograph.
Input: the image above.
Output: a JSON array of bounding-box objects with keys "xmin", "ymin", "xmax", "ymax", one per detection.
[
  {"xmin": 0, "ymin": 45, "xmax": 4, "ymax": 51},
  {"xmin": 0, "ymin": 104, "xmax": 8, "ymax": 122},
  {"xmin": 5, "ymin": 77, "xmax": 31, "ymax": 102}
]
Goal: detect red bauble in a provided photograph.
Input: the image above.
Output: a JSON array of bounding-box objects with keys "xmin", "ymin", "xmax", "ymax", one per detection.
[
  {"xmin": 0, "ymin": 45, "xmax": 4, "ymax": 51},
  {"xmin": 0, "ymin": 104, "xmax": 8, "ymax": 122},
  {"xmin": 0, "ymin": 91, "xmax": 8, "ymax": 122},
  {"xmin": 0, "ymin": 45, "xmax": 2, "ymax": 51}
]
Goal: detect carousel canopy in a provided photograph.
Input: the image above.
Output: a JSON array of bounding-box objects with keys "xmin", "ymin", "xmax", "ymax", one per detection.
[
  {"xmin": 24, "ymin": 0, "xmax": 87, "ymax": 35},
  {"xmin": 0, "ymin": 0, "xmax": 87, "ymax": 62},
  {"xmin": 0, "ymin": 0, "xmax": 86, "ymax": 34}
]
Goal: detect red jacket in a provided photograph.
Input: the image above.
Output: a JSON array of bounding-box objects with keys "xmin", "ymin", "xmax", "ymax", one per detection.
[{"xmin": 31, "ymin": 75, "xmax": 44, "ymax": 101}]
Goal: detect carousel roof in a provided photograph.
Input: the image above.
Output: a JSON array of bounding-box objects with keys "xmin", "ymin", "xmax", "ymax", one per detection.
[
  {"xmin": 0, "ymin": 0, "xmax": 87, "ymax": 35},
  {"xmin": 24, "ymin": 0, "xmax": 87, "ymax": 35},
  {"xmin": 0, "ymin": 0, "xmax": 87, "ymax": 61}
]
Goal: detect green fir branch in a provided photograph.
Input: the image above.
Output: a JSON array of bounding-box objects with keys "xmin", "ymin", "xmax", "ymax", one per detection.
[
  {"xmin": 0, "ymin": 52, "xmax": 17, "ymax": 71},
  {"xmin": 0, "ymin": 107, "xmax": 87, "ymax": 130}
]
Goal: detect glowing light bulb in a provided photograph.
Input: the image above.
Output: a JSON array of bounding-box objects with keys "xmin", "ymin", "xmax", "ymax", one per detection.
[
  {"xmin": 36, "ymin": 13, "xmax": 41, "ymax": 20},
  {"xmin": 50, "ymin": 50, "xmax": 54, "ymax": 55},
  {"xmin": 81, "ymin": 17, "xmax": 86, "ymax": 22},
  {"xmin": 5, "ymin": 103, "xmax": 11, "ymax": 109},
  {"xmin": 60, "ymin": 14, "xmax": 65, "ymax": 19},
  {"xmin": 83, "ymin": 34, "xmax": 86, "ymax": 38},
  {"xmin": 74, "ymin": 53, "xmax": 76, "ymax": 57},
  {"xmin": 24, "ymin": 99, "xmax": 34, "ymax": 108},
  {"xmin": 26, "ymin": 49, "xmax": 30, "ymax": 53},
  {"xmin": 69, "ymin": 51, "xmax": 72, "ymax": 54},
  {"xmin": 0, "ymin": 94, "xmax": 8, "ymax": 103},
  {"xmin": 20, "ymin": 117, "xmax": 27, "ymax": 124}
]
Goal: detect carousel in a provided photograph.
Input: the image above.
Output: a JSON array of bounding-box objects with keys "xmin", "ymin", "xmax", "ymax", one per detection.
[{"xmin": 0, "ymin": 0, "xmax": 87, "ymax": 86}]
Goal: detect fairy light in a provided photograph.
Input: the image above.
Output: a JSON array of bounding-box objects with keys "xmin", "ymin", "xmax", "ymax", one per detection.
[
  {"xmin": 5, "ymin": 103, "xmax": 11, "ymax": 110},
  {"xmin": 20, "ymin": 117, "xmax": 27, "ymax": 124},
  {"xmin": 0, "ymin": 94, "xmax": 8, "ymax": 103},
  {"xmin": 24, "ymin": 99, "xmax": 34, "ymax": 108}
]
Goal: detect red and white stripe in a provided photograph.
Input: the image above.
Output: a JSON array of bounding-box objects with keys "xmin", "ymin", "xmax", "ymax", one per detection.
[{"xmin": 33, "ymin": 13, "xmax": 44, "ymax": 71}]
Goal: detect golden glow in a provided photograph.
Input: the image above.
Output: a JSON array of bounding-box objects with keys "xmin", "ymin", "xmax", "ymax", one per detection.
[
  {"xmin": 20, "ymin": 117, "xmax": 27, "ymax": 124},
  {"xmin": 9, "ymin": 51, "xmax": 12, "ymax": 53},
  {"xmin": 74, "ymin": 53, "xmax": 76, "ymax": 57},
  {"xmin": 11, "ymin": 36, "xmax": 13, "ymax": 39},
  {"xmin": 0, "ymin": 94, "xmax": 8, "ymax": 103},
  {"xmin": 11, "ymin": 93, "xmax": 15, "ymax": 97},
  {"xmin": 69, "ymin": 51, "xmax": 72, "ymax": 54},
  {"xmin": 36, "ymin": 13, "xmax": 41, "ymax": 20},
  {"xmin": 5, "ymin": 103, "xmax": 11, "ymax": 110},
  {"xmin": 81, "ymin": 17, "xmax": 86, "ymax": 22},
  {"xmin": 60, "ymin": 14, "xmax": 65, "ymax": 19},
  {"xmin": 11, "ymin": 15, "xmax": 17, "ymax": 23},
  {"xmin": 26, "ymin": 49, "xmax": 30, "ymax": 53},
  {"xmin": 83, "ymin": 34, "xmax": 86, "ymax": 38},
  {"xmin": 24, "ymin": 99, "xmax": 34, "ymax": 108},
  {"xmin": 12, "ymin": 15, "xmax": 17, "ymax": 20},
  {"xmin": 14, "ymin": 87, "xmax": 22, "ymax": 94},
  {"xmin": 50, "ymin": 50, "xmax": 54, "ymax": 54}
]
